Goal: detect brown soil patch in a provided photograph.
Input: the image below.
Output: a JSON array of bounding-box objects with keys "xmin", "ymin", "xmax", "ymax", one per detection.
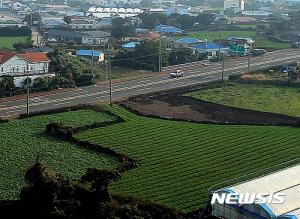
[{"xmin": 120, "ymin": 85, "xmax": 300, "ymax": 126}]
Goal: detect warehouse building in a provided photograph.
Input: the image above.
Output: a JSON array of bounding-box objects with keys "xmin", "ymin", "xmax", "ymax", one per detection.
[{"xmin": 212, "ymin": 164, "xmax": 300, "ymax": 219}]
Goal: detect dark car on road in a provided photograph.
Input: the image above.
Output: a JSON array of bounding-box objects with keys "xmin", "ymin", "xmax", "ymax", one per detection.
[{"xmin": 251, "ymin": 49, "xmax": 267, "ymax": 56}]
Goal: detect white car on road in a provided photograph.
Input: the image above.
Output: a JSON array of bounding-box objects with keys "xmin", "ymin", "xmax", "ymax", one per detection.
[{"xmin": 170, "ymin": 70, "xmax": 184, "ymax": 78}]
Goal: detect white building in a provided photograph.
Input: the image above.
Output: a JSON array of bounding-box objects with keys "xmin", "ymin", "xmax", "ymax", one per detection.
[
  {"xmin": 224, "ymin": 0, "xmax": 245, "ymax": 12},
  {"xmin": 87, "ymin": 7, "xmax": 143, "ymax": 18},
  {"xmin": 0, "ymin": 51, "xmax": 53, "ymax": 87}
]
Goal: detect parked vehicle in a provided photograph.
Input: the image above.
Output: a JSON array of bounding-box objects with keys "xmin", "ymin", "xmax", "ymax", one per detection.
[
  {"xmin": 251, "ymin": 49, "xmax": 267, "ymax": 56},
  {"xmin": 170, "ymin": 70, "xmax": 184, "ymax": 78}
]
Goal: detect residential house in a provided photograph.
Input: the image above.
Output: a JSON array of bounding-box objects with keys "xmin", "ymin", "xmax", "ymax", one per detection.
[
  {"xmin": 174, "ymin": 38, "xmax": 204, "ymax": 49},
  {"xmin": 47, "ymin": 29, "xmax": 86, "ymax": 44},
  {"xmin": 136, "ymin": 30, "xmax": 160, "ymax": 40},
  {"xmin": 40, "ymin": 18, "xmax": 67, "ymax": 29},
  {"xmin": 76, "ymin": 50, "xmax": 105, "ymax": 62},
  {"xmin": 0, "ymin": 51, "xmax": 53, "ymax": 87},
  {"xmin": 163, "ymin": 36, "xmax": 175, "ymax": 51},
  {"xmin": 0, "ymin": 5, "xmax": 10, "ymax": 12},
  {"xmin": 229, "ymin": 37, "xmax": 255, "ymax": 56},
  {"xmin": 81, "ymin": 31, "xmax": 111, "ymax": 45},
  {"xmin": 194, "ymin": 42, "xmax": 229, "ymax": 60},
  {"xmin": 46, "ymin": 29, "xmax": 110, "ymax": 46},
  {"xmin": 69, "ymin": 19, "xmax": 95, "ymax": 29},
  {"xmin": 11, "ymin": 2, "xmax": 32, "ymax": 15},
  {"xmin": 0, "ymin": 19, "xmax": 25, "ymax": 28},
  {"xmin": 95, "ymin": 18, "xmax": 112, "ymax": 28},
  {"xmin": 154, "ymin": 24, "xmax": 183, "ymax": 35}
]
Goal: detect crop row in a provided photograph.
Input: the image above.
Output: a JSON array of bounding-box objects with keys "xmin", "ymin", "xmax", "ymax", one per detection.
[{"xmin": 75, "ymin": 106, "xmax": 300, "ymax": 212}]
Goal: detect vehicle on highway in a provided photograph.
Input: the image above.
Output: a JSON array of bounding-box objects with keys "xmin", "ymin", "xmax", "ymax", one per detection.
[
  {"xmin": 251, "ymin": 49, "xmax": 267, "ymax": 56},
  {"xmin": 170, "ymin": 70, "xmax": 184, "ymax": 78}
]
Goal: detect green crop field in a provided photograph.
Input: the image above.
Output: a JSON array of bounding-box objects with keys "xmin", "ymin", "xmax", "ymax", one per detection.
[
  {"xmin": 0, "ymin": 110, "xmax": 119, "ymax": 200},
  {"xmin": 235, "ymin": 24, "xmax": 257, "ymax": 29},
  {"xmin": 178, "ymin": 31, "xmax": 256, "ymax": 41},
  {"xmin": 187, "ymin": 84, "xmax": 300, "ymax": 117},
  {"xmin": 0, "ymin": 36, "xmax": 29, "ymax": 49},
  {"xmin": 75, "ymin": 105, "xmax": 300, "ymax": 212},
  {"xmin": 255, "ymin": 37, "xmax": 291, "ymax": 50}
]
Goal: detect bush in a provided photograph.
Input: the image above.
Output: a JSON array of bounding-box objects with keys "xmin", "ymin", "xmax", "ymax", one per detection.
[
  {"xmin": 75, "ymin": 74, "xmax": 95, "ymax": 86},
  {"xmin": 0, "ymin": 118, "xmax": 9, "ymax": 124}
]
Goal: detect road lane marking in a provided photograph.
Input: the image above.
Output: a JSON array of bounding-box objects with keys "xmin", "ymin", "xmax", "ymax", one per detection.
[{"xmin": 1, "ymin": 54, "xmax": 300, "ymax": 116}]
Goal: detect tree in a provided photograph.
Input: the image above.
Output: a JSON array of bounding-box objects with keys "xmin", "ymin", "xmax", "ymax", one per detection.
[
  {"xmin": 0, "ymin": 76, "xmax": 15, "ymax": 93},
  {"xmin": 81, "ymin": 168, "xmax": 120, "ymax": 202},
  {"xmin": 23, "ymin": 77, "xmax": 32, "ymax": 88},
  {"xmin": 13, "ymin": 40, "xmax": 33, "ymax": 52},
  {"xmin": 138, "ymin": 13, "xmax": 167, "ymax": 29},
  {"xmin": 195, "ymin": 12, "xmax": 215, "ymax": 26},
  {"xmin": 63, "ymin": 16, "xmax": 72, "ymax": 26},
  {"xmin": 168, "ymin": 48, "xmax": 197, "ymax": 65},
  {"xmin": 111, "ymin": 17, "xmax": 135, "ymax": 40},
  {"xmin": 113, "ymin": 40, "xmax": 168, "ymax": 71},
  {"xmin": 33, "ymin": 77, "xmax": 48, "ymax": 89}
]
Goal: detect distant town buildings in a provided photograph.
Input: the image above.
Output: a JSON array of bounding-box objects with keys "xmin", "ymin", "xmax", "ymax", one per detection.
[{"xmin": 224, "ymin": 0, "xmax": 245, "ymax": 12}]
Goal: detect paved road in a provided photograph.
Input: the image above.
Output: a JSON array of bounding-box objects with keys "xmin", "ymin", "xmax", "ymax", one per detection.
[
  {"xmin": 0, "ymin": 49, "xmax": 300, "ymax": 118},
  {"xmin": 31, "ymin": 27, "xmax": 43, "ymax": 46}
]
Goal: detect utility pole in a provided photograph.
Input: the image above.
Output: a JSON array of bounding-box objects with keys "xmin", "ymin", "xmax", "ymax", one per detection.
[
  {"xmin": 218, "ymin": 21, "xmax": 221, "ymax": 62},
  {"xmin": 108, "ymin": 41, "xmax": 112, "ymax": 105},
  {"xmin": 247, "ymin": 51, "xmax": 250, "ymax": 72},
  {"xmin": 158, "ymin": 28, "xmax": 162, "ymax": 72},
  {"xmin": 222, "ymin": 58, "xmax": 225, "ymax": 81},
  {"xmin": 91, "ymin": 39, "xmax": 94, "ymax": 75},
  {"xmin": 26, "ymin": 54, "xmax": 30, "ymax": 115}
]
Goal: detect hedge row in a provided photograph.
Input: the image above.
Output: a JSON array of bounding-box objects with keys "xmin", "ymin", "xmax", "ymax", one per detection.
[
  {"xmin": 19, "ymin": 104, "xmax": 101, "ymax": 119},
  {"xmin": 45, "ymin": 113, "xmax": 138, "ymax": 172},
  {"xmin": 0, "ymin": 84, "xmax": 75, "ymax": 98}
]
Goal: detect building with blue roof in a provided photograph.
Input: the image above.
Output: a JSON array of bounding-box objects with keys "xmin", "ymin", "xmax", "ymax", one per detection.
[
  {"xmin": 121, "ymin": 42, "xmax": 140, "ymax": 49},
  {"xmin": 76, "ymin": 50, "xmax": 105, "ymax": 62},
  {"xmin": 175, "ymin": 38, "xmax": 204, "ymax": 49},
  {"xmin": 154, "ymin": 24, "xmax": 183, "ymax": 34},
  {"xmin": 194, "ymin": 42, "xmax": 229, "ymax": 60}
]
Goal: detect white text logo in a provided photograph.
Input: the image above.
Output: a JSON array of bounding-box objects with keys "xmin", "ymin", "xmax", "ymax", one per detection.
[{"xmin": 211, "ymin": 193, "xmax": 285, "ymax": 204}]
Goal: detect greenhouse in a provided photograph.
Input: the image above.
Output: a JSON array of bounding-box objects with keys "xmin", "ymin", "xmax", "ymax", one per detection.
[{"xmin": 212, "ymin": 164, "xmax": 300, "ymax": 219}]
